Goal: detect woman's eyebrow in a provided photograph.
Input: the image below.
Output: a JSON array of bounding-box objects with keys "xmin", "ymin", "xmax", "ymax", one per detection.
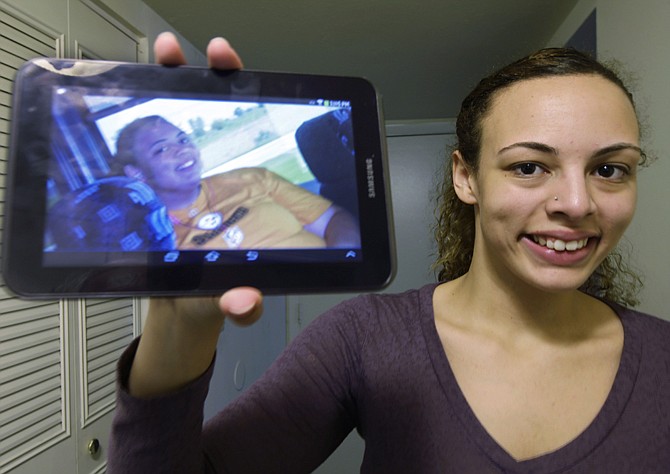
[
  {"xmin": 498, "ymin": 141, "xmax": 558, "ymax": 156},
  {"xmin": 497, "ymin": 141, "xmax": 642, "ymax": 158},
  {"xmin": 592, "ymin": 142, "xmax": 642, "ymax": 158}
]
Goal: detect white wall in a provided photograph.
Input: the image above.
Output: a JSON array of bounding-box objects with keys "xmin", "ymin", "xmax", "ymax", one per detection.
[{"xmin": 549, "ymin": 0, "xmax": 670, "ymax": 320}]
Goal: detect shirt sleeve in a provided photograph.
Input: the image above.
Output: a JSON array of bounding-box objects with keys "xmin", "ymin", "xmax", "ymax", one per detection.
[
  {"xmin": 107, "ymin": 299, "xmax": 365, "ymax": 474},
  {"xmin": 107, "ymin": 337, "xmax": 216, "ymax": 474},
  {"xmin": 259, "ymin": 168, "xmax": 333, "ymax": 225}
]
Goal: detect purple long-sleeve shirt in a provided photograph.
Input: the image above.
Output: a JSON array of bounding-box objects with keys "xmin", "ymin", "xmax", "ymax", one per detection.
[{"xmin": 109, "ymin": 284, "xmax": 670, "ymax": 473}]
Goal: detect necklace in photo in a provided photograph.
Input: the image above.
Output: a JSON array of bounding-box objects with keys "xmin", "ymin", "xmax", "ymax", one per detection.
[{"xmin": 169, "ymin": 187, "xmax": 222, "ymax": 230}]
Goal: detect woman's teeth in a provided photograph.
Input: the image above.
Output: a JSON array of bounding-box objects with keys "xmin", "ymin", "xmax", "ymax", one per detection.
[
  {"xmin": 532, "ymin": 235, "xmax": 588, "ymax": 252},
  {"xmin": 176, "ymin": 160, "xmax": 195, "ymax": 171}
]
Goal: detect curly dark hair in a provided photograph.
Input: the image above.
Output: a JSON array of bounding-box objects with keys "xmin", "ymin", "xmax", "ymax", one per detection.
[{"xmin": 433, "ymin": 47, "xmax": 645, "ymax": 307}]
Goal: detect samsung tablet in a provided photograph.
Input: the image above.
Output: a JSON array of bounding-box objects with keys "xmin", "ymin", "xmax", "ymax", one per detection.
[{"xmin": 3, "ymin": 58, "xmax": 395, "ymax": 297}]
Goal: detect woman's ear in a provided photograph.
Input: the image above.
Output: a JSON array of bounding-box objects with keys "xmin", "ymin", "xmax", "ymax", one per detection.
[
  {"xmin": 452, "ymin": 150, "xmax": 478, "ymax": 205},
  {"xmin": 123, "ymin": 164, "xmax": 145, "ymax": 182}
]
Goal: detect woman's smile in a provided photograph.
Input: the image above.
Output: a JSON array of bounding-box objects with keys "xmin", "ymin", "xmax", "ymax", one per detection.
[
  {"xmin": 176, "ymin": 159, "xmax": 197, "ymax": 172},
  {"xmin": 530, "ymin": 235, "xmax": 589, "ymax": 252},
  {"xmin": 523, "ymin": 233, "xmax": 598, "ymax": 267}
]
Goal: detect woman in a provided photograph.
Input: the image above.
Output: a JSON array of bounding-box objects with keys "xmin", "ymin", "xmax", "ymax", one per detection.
[
  {"xmin": 108, "ymin": 33, "xmax": 670, "ymax": 473},
  {"xmin": 114, "ymin": 113, "xmax": 360, "ymax": 250}
]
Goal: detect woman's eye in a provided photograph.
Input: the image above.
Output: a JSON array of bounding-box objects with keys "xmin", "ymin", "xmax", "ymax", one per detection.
[
  {"xmin": 151, "ymin": 145, "xmax": 169, "ymax": 157},
  {"xmin": 595, "ymin": 164, "xmax": 627, "ymax": 179},
  {"xmin": 512, "ymin": 162, "xmax": 544, "ymax": 176}
]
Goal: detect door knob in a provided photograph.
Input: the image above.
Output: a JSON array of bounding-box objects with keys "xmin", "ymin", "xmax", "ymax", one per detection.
[{"xmin": 87, "ymin": 438, "xmax": 100, "ymax": 456}]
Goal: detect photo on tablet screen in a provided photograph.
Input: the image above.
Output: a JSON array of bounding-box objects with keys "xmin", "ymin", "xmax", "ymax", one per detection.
[{"xmin": 43, "ymin": 88, "xmax": 362, "ymax": 266}]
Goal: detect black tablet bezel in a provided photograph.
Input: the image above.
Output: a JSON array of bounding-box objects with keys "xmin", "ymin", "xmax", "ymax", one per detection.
[{"xmin": 3, "ymin": 58, "xmax": 395, "ymax": 297}]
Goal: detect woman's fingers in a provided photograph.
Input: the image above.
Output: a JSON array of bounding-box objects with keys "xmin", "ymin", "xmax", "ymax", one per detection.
[
  {"xmin": 206, "ymin": 37, "xmax": 244, "ymax": 69},
  {"xmin": 154, "ymin": 31, "xmax": 243, "ymax": 70},
  {"xmin": 153, "ymin": 31, "xmax": 187, "ymax": 65},
  {"xmin": 219, "ymin": 287, "xmax": 263, "ymax": 326}
]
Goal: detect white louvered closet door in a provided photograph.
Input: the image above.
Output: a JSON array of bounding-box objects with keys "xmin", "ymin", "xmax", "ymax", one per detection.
[
  {"xmin": 0, "ymin": 5, "xmax": 72, "ymax": 473},
  {"xmin": 0, "ymin": 1, "xmax": 142, "ymax": 473}
]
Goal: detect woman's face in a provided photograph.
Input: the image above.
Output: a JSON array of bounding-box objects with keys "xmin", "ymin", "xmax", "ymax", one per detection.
[
  {"xmin": 129, "ymin": 119, "xmax": 203, "ymax": 194},
  {"xmin": 457, "ymin": 74, "xmax": 641, "ymax": 294}
]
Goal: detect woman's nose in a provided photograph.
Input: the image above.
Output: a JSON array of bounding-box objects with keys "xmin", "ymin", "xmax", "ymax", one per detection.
[
  {"xmin": 547, "ymin": 175, "xmax": 596, "ymax": 219},
  {"xmin": 166, "ymin": 143, "xmax": 193, "ymax": 160}
]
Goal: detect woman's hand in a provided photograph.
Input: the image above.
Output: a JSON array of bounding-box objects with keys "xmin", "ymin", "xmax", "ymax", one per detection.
[
  {"xmin": 129, "ymin": 287, "xmax": 263, "ymax": 399},
  {"xmin": 148, "ymin": 287, "xmax": 264, "ymax": 330}
]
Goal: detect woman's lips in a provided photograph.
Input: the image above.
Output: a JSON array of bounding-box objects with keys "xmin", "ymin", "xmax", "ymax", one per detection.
[{"xmin": 524, "ymin": 233, "xmax": 598, "ymax": 266}]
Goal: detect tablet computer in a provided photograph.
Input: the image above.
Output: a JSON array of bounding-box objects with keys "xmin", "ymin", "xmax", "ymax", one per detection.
[{"xmin": 3, "ymin": 58, "xmax": 395, "ymax": 297}]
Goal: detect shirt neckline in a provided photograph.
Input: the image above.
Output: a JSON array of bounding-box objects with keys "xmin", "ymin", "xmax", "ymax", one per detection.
[{"xmin": 419, "ymin": 284, "xmax": 642, "ymax": 473}]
